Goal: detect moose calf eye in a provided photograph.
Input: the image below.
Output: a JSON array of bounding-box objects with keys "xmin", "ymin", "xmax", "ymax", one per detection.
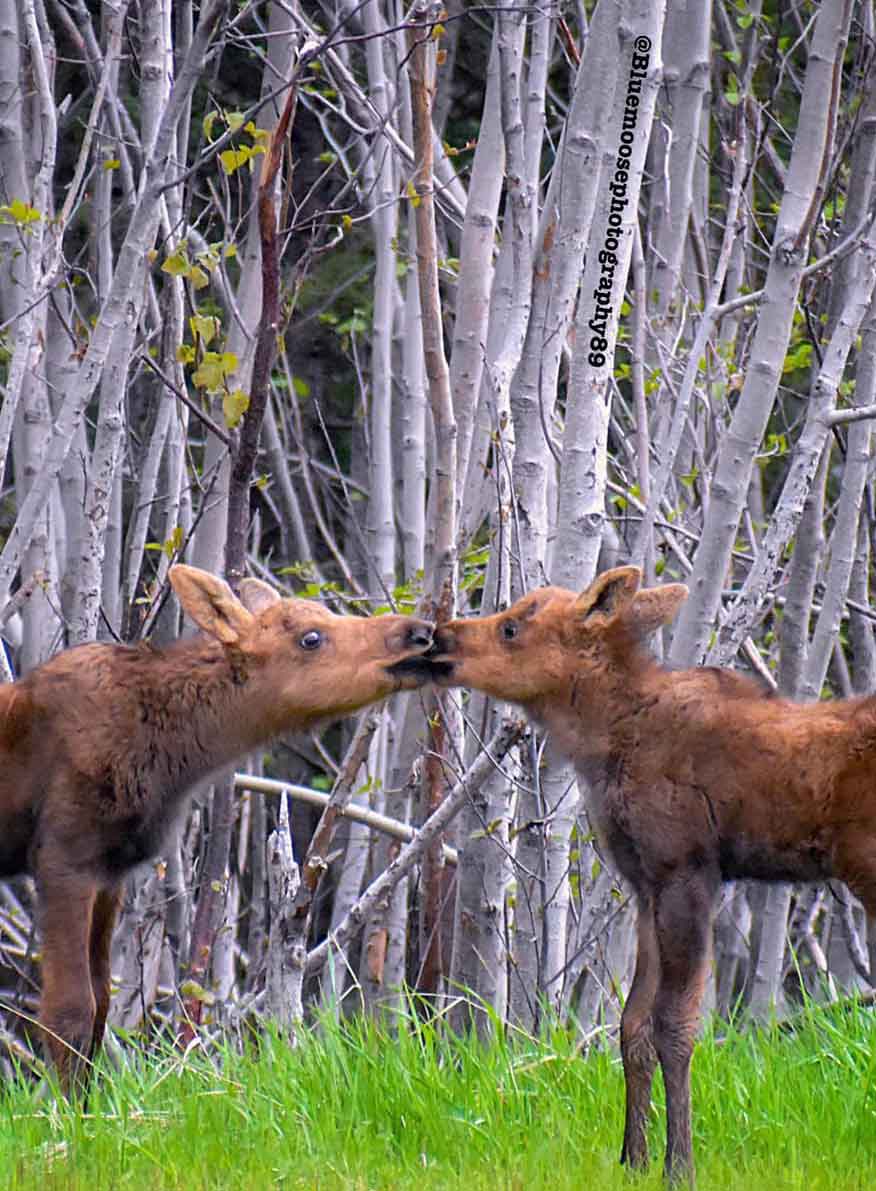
[
  {"xmin": 299, "ymin": 630, "xmax": 323, "ymax": 651},
  {"xmin": 501, "ymin": 620, "xmax": 519, "ymax": 642}
]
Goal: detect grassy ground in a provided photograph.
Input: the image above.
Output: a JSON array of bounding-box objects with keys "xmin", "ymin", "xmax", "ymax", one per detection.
[{"xmin": 1, "ymin": 998, "xmax": 874, "ymax": 1190}]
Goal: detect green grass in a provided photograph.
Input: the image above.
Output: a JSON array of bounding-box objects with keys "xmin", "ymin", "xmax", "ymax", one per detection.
[{"xmin": 1, "ymin": 999, "xmax": 875, "ymax": 1189}]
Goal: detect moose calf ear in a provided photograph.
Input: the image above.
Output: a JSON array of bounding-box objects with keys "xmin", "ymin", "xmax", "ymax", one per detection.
[
  {"xmin": 169, "ymin": 564, "xmax": 254, "ymax": 646},
  {"xmin": 239, "ymin": 577, "xmax": 281, "ymax": 615},
  {"xmin": 574, "ymin": 566, "xmax": 642, "ymax": 620},
  {"xmin": 628, "ymin": 583, "xmax": 688, "ymax": 638}
]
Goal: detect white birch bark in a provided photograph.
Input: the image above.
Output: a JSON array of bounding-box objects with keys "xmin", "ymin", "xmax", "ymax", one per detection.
[
  {"xmin": 498, "ymin": 0, "xmax": 628, "ymax": 1027},
  {"xmin": 711, "ymin": 219, "xmax": 876, "ymax": 667},
  {"xmin": 363, "ymin": 0, "xmax": 398, "ymax": 593},
  {"xmin": 320, "ymin": 746, "xmax": 379, "ymax": 1011},
  {"xmin": 449, "ymin": 508, "xmax": 514, "ymax": 1030},
  {"xmin": 71, "ymin": 2, "xmax": 155, "ymax": 643},
  {"xmin": 449, "ymin": 29, "xmax": 504, "ymax": 512},
  {"xmin": 670, "ymin": 0, "xmax": 855, "ymax": 667},
  {"xmin": 10, "ymin": 0, "xmax": 59, "ymax": 670},
  {"xmin": 399, "ymin": 206, "xmax": 427, "ymax": 579},
  {"xmin": 648, "ymin": 0, "xmax": 712, "ymax": 316},
  {"xmin": 0, "ymin": 0, "xmax": 229, "ymax": 607},
  {"xmin": 632, "ymin": 4, "xmax": 751, "ymax": 567},
  {"xmin": 538, "ymin": 1, "xmax": 664, "ymax": 1026},
  {"xmin": 555, "ymin": 2, "xmax": 664, "ymax": 589},
  {"xmin": 266, "ymin": 793, "xmax": 303, "ymax": 1040},
  {"xmin": 358, "ymin": 703, "xmax": 425, "ymax": 1014}
]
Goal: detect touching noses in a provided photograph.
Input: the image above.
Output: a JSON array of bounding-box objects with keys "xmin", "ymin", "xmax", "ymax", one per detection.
[
  {"xmin": 431, "ymin": 626, "xmax": 456, "ymax": 654},
  {"xmin": 390, "ymin": 619, "xmax": 435, "ymax": 657},
  {"xmin": 401, "ymin": 620, "xmax": 435, "ymax": 651}
]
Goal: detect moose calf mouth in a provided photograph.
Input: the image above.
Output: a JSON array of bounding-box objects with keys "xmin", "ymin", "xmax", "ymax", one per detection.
[{"xmin": 385, "ymin": 655, "xmax": 456, "ymax": 680}]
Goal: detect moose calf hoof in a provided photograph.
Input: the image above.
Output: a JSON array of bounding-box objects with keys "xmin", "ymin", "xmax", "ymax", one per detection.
[
  {"xmin": 620, "ymin": 1143, "xmax": 650, "ymax": 1174},
  {"xmin": 41, "ymin": 1012, "xmax": 96, "ymax": 1097},
  {"xmin": 664, "ymin": 1156, "xmax": 695, "ymax": 1187}
]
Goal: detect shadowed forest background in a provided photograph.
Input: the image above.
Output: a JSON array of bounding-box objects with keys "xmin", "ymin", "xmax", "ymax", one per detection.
[{"xmin": 1, "ymin": 0, "xmax": 875, "ymax": 1075}]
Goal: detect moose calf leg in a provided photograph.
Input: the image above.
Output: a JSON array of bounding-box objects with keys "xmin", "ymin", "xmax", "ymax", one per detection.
[
  {"xmin": 620, "ymin": 895, "xmax": 660, "ymax": 1170},
  {"xmin": 37, "ymin": 866, "xmax": 99, "ymax": 1095},
  {"xmin": 89, "ymin": 886, "xmax": 123, "ymax": 1058},
  {"xmin": 652, "ymin": 869, "xmax": 718, "ymax": 1185}
]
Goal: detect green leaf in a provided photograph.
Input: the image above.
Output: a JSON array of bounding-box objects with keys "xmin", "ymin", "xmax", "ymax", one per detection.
[
  {"xmin": 190, "ymin": 314, "xmax": 220, "ymax": 347},
  {"xmin": 164, "ymin": 525, "xmax": 184, "ymax": 558},
  {"xmin": 220, "ymin": 146, "xmax": 252, "ymax": 175},
  {"xmin": 0, "ymin": 199, "xmax": 41, "ymax": 226},
  {"xmin": 192, "ymin": 351, "xmax": 238, "ymax": 391},
  {"xmin": 782, "ymin": 342, "xmax": 813, "ymax": 374},
  {"xmin": 189, "ymin": 265, "xmax": 210, "ymax": 290},
  {"xmin": 292, "ymin": 375, "xmax": 311, "ymax": 398},
  {"xmin": 244, "ymin": 121, "xmax": 270, "ymax": 148},
  {"xmin": 196, "ymin": 245, "xmax": 220, "ymax": 273},
  {"xmin": 203, "ymin": 110, "xmax": 219, "ymax": 142},
  {"xmin": 103, "ymin": 158, "xmax": 121, "ymax": 171},
  {"xmin": 161, "ymin": 246, "xmax": 190, "ymax": 277},
  {"xmin": 223, "ymin": 388, "xmax": 250, "ymax": 428},
  {"xmin": 175, "ymin": 343, "xmax": 196, "ymax": 365},
  {"xmin": 179, "ymin": 980, "xmax": 215, "ymax": 1005}
]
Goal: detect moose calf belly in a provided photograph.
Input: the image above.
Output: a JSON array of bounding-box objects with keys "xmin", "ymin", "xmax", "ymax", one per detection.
[
  {"xmin": 0, "ymin": 809, "xmax": 36, "ymax": 877},
  {"xmin": 98, "ymin": 811, "xmax": 174, "ymax": 880},
  {"xmin": 718, "ymin": 831, "xmax": 834, "ymax": 883}
]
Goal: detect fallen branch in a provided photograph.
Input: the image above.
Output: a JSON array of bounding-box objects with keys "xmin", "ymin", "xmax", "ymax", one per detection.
[{"xmin": 233, "ymin": 773, "xmax": 459, "ymax": 865}]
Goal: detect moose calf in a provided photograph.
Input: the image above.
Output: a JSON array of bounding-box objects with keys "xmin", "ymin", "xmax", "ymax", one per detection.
[
  {"xmin": 0, "ymin": 564, "xmax": 435, "ymax": 1092},
  {"xmin": 431, "ymin": 565, "xmax": 876, "ymax": 1183}
]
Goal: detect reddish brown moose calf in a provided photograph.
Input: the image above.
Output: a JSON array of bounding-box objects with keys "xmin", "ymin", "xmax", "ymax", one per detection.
[
  {"xmin": 0, "ymin": 564, "xmax": 435, "ymax": 1093},
  {"xmin": 431, "ymin": 565, "xmax": 876, "ymax": 1183}
]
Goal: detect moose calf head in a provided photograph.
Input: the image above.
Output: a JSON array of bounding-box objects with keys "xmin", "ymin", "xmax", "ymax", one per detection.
[
  {"xmin": 430, "ymin": 566, "xmax": 689, "ymax": 710},
  {"xmin": 170, "ymin": 565, "xmax": 436, "ymax": 731}
]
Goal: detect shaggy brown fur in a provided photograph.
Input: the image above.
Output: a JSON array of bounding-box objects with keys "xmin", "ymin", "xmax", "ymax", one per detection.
[
  {"xmin": 431, "ymin": 565, "xmax": 876, "ymax": 1183},
  {"xmin": 0, "ymin": 565, "xmax": 435, "ymax": 1092}
]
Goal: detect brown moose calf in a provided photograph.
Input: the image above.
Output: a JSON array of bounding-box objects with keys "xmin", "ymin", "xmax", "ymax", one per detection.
[
  {"xmin": 431, "ymin": 565, "xmax": 876, "ymax": 1183},
  {"xmin": 0, "ymin": 564, "xmax": 435, "ymax": 1092}
]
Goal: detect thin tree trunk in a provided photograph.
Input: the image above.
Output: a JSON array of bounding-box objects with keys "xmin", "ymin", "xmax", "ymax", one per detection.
[{"xmin": 670, "ymin": 0, "xmax": 854, "ymax": 667}]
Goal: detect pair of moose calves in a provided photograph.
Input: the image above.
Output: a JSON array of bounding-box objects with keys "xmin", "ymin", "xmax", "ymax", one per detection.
[{"xmin": 2, "ymin": 563, "xmax": 874, "ymax": 1183}]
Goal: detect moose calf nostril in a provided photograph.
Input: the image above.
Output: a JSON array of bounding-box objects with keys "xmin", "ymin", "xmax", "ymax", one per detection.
[{"xmin": 407, "ymin": 623, "xmax": 433, "ymax": 648}]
